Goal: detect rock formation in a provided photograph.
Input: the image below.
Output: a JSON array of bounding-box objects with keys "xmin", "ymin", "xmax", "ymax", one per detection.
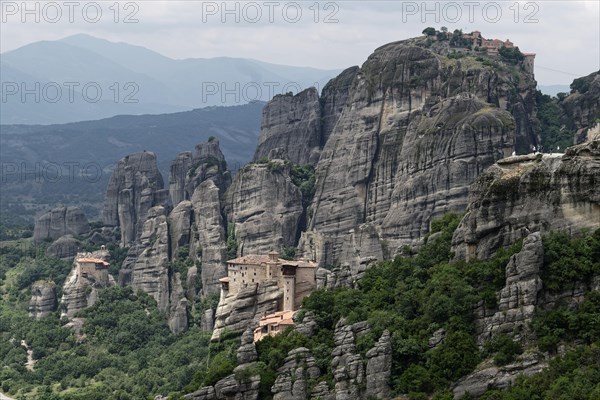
[
  {"xmin": 453, "ymin": 140, "xmax": 600, "ymax": 260},
  {"xmin": 272, "ymin": 347, "xmax": 321, "ymax": 400},
  {"xmin": 211, "ymin": 281, "xmax": 282, "ymax": 341},
  {"xmin": 560, "ymin": 70, "xmax": 600, "ymax": 144},
  {"xmin": 224, "ymin": 160, "xmax": 303, "ymax": 256},
  {"xmin": 185, "ymin": 328, "xmax": 260, "ymax": 400},
  {"xmin": 102, "ymin": 151, "xmax": 168, "ymax": 247},
  {"xmin": 33, "ymin": 207, "xmax": 89, "ymax": 244},
  {"xmin": 129, "ymin": 206, "xmax": 171, "ymax": 312},
  {"xmin": 191, "ymin": 180, "xmax": 228, "ymax": 296},
  {"xmin": 60, "ymin": 248, "xmax": 115, "ymax": 318},
  {"xmin": 254, "ymin": 88, "xmax": 323, "ymax": 166},
  {"xmin": 45, "ymin": 235, "xmax": 82, "ymax": 259},
  {"xmin": 28, "ymin": 282, "xmax": 57, "ymax": 319}
]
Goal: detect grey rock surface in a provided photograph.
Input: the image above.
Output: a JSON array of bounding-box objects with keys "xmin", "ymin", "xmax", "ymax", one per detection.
[
  {"xmin": 224, "ymin": 161, "xmax": 303, "ymax": 256},
  {"xmin": 45, "ymin": 235, "xmax": 82, "ymax": 259},
  {"xmin": 211, "ymin": 281, "xmax": 282, "ymax": 341},
  {"xmin": 254, "ymin": 88, "xmax": 323, "ymax": 166},
  {"xmin": 102, "ymin": 151, "xmax": 167, "ymax": 247},
  {"xmin": 33, "ymin": 207, "xmax": 89, "ymax": 244},
  {"xmin": 453, "ymin": 140, "xmax": 600, "ymax": 260},
  {"xmin": 28, "ymin": 282, "xmax": 57, "ymax": 319}
]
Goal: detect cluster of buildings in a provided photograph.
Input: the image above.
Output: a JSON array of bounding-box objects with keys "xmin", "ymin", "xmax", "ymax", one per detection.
[
  {"xmin": 219, "ymin": 251, "xmax": 317, "ymax": 342},
  {"xmin": 460, "ymin": 30, "xmax": 536, "ymax": 73}
]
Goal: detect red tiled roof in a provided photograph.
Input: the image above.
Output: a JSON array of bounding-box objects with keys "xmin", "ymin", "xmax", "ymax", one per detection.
[{"xmin": 77, "ymin": 258, "xmax": 109, "ymax": 266}]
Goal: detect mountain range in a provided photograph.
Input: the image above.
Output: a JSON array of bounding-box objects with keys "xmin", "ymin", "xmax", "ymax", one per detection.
[{"xmin": 1, "ymin": 34, "xmax": 340, "ymax": 124}]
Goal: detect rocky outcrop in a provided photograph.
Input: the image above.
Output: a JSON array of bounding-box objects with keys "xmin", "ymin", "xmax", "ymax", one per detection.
[
  {"xmin": 475, "ymin": 232, "xmax": 543, "ymax": 346},
  {"xmin": 60, "ymin": 249, "xmax": 115, "ymax": 318},
  {"xmin": 211, "ymin": 281, "xmax": 282, "ymax": 341},
  {"xmin": 45, "ymin": 235, "xmax": 82, "ymax": 259},
  {"xmin": 130, "ymin": 206, "xmax": 171, "ymax": 312},
  {"xmin": 185, "ymin": 328, "xmax": 260, "ymax": 400},
  {"xmin": 182, "ymin": 139, "xmax": 231, "ymax": 202},
  {"xmin": 102, "ymin": 151, "xmax": 167, "ymax": 247},
  {"xmin": 224, "ymin": 161, "xmax": 303, "ymax": 256},
  {"xmin": 168, "ymin": 272, "xmax": 189, "ymax": 334},
  {"xmin": 331, "ymin": 320, "xmax": 370, "ymax": 400},
  {"xmin": 272, "ymin": 347, "xmax": 321, "ymax": 400},
  {"xmin": 169, "ymin": 151, "xmax": 193, "ymax": 206},
  {"xmin": 366, "ymin": 330, "xmax": 392, "ymax": 399},
  {"xmin": 291, "ymin": 38, "xmax": 537, "ymax": 269},
  {"xmin": 191, "ymin": 180, "xmax": 228, "ymax": 296},
  {"xmin": 561, "ymin": 71, "xmax": 600, "ymax": 144},
  {"xmin": 254, "ymin": 88, "xmax": 322, "ymax": 166},
  {"xmin": 28, "ymin": 282, "xmax": 57, "ymax": 319},
  {"xmin": 452, "ymin": 353, "xmax": 547, "ymax": 399},
  {"xmin": 33, "ymin": 207, "xmax": 89, "ymax": 244},
  {"xmin": 169, "ymin": 201, "xmax": 193, "ymax": 260},
  {"xmin": 453, "ymin": 140, "xmax": 600, "ymax": 260}
]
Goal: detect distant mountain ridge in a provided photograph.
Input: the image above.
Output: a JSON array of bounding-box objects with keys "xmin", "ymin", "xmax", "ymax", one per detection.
[
  {"xmin": 1, "ymin": 34, "xmax": 340, "ymax": 124},
  {"xmin": 0, "ymin": 102, "xmax": 265, "ymax": 217}
]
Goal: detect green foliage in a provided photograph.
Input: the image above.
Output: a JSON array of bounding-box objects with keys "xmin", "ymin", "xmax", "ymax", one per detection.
[
  {"xmin": 0, "ymin": 212, "xmax": 34, "ymax": 240},
  {"xmin": 422, "ymin": 27, "xmax": 436, "ymax": 36},
  {"xmin": 280, "ymin": 246, "xmax": 296, "ymax": 261},
  {"xmin": 479, "ymin": 345, "xmax": 600, "ymax": 399},
  {"xmin": 532, "ymin": 290, "xmax": 600, "ymax": 353},
  {"xmin": 541, "ymin": 229, "xmax": 600, "ymax": 291},
  {"xmin": 15, "ymin": 256, "xmax": 72, "ymax": 293},
  {"xmin": 570, "ymin": 76, "xmax": 591, "ymax": 94},
  {"xmin": 484, "ymin": 335, "xmax": 523, "ymax": 366},
  {"xmin": 535, "ymin": 90, "xmax": 575, "ymax": 152},
  {"xmin": 79, "ymin": 287, "xmax": 170, "ymax": 352},
  {"xmin": 290, "ymin": 164, "xmax": 316, "ymax": 206},
  {"xmin": 498, "ymin": 46, "xmax": 525, "ymax": 64},
  {"xmin": 226, "ymin": 223, "xmax": 238, "ymax": 260}
]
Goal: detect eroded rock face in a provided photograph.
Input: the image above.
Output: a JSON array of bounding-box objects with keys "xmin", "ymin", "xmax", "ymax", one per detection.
[
  {"xmin": 168, "ymin": 272, "xmax": 189, "ymax": 334},
  {"xmin": 102, "ymin": 151, "xmax": 167, "ymax": 247},
  {"xmin": 452, "ymin": 140, "xmax": 600, "ymax": 261},
  {"xmin": 191, "ymin": 180, "xmax": 228, "ymax": 296},
  {"xmin": 224, "ymin": 161, "xmax": 303, "ymax": 256},
  {"xmin": 560, "ymin": 71, "xmax": 600, "ymax": 144},
  {"xmin": 169, "ymin": 201, "xmax": 193, "ymax": 260},
  {"xmin": 130, "ymin": 206, "xmax": 171, "ymax": 312},
  {"xmin": 60, "ymin": 249, "xmax": 115, "ymax": 318},
  {"xmin": 452, "ymin": 353, "xmax": 546, "ymax": 399},
  {"xmin": 169, "ymin": 151, "xmax": 193, "ymax": 206},
  {"xmin": 254, "ymin": 88, "xmax": 322, "ymax": 166},
  {"xmin": 33, "ymin": 207, "xmax": 89, "ymax": 244},
  {"xmin": 45, "ymin": 235, "xmax": 82, "ymax": 259},
  {"xmin": 366, "ymin": 330, "xmax": 392, "ymax": 399},
  {"xmin": 475, "ymin": 233, "xmax": 544, "ymax": 346},
  {"xmin": 28, "ymin": 282, "xmax": 57, "ymax": 319},
  {"xmin": 289, "ymin": 39, "xmax": 537, "ymax": 269},
  {"xmin": 272, "ymin": 347, "xmax": 321, "ymax": 400},
  {"xmin": 185, "ymin": 328, "xmax": 260, "ymax": 400},
  {"xmin": 211, "ymin": 281, "xmax": 282, "ymax": 341},
  {"xmin": 331, "ymin": 320, "xmax": 370, "ymax": 400}
]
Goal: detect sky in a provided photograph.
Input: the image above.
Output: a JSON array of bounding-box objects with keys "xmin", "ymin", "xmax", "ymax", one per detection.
[{"xmin": 1, "ymin": 0, "xmax": 599, "ymax": 85}]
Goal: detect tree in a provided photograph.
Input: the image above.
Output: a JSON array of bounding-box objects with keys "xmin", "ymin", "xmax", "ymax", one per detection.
[{"xmin": 422, "ymin": 27, "xmax": 436, "ymax": 36}]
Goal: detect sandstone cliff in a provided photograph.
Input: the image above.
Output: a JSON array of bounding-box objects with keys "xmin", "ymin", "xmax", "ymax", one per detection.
[
  {"xmin": 224, "ymin": 160, "xmax": 303, "ymax": 256},
  {"xmin": 102, "ymin": 151, "xmax": 168, "ymax": 247},
  {"xmin": 561, "ymin": 70, "xmax": 600, "ymax": 143},
  {"xmin": 60, "ymin": 249, "xmax": 115, "ymax": 318},
  {"xmin": 33, "ymin": 207, "xmax": 89, "ymax": 244},
  {"xmin": 453, "ymin": 139, "xmax": 600, "ymax": 260},
  {"xmin": 28, "ymin": 282, "xmax": 57, "ymax": 319}
]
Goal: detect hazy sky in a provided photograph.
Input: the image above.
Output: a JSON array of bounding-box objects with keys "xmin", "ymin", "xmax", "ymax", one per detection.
[{"xmin": 1, "ymin": 1, "xmax": 599, "ymax": 85}]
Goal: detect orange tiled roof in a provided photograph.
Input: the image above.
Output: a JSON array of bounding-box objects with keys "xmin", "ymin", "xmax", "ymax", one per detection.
[
  {"xmin": 77, "ymin": 258, "xmax": 109, "ymax": 266},
  {"xmin": 227, "ymin": 255, "xmax": 271, "ymax": 265}
]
